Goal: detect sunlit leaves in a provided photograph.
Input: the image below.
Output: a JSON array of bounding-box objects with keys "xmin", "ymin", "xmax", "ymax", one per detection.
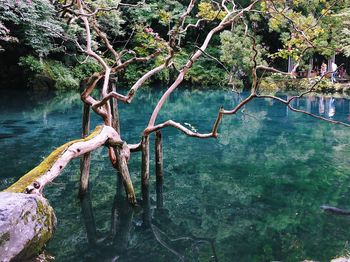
[
  {"xmin": 197, "ymin": 1, "xmax": 226, "ymax": 21},
  {"xmin": 159, "ymin": 9, "xmax": 171, "ymax": 25}
]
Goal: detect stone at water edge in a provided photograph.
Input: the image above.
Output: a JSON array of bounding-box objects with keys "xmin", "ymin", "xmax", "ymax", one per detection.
[{"xmin": 0, "ymin": 192, "xmax": 56, "ymax": 262}]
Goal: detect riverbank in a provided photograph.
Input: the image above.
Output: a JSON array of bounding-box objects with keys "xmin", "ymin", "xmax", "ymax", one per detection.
[{"xmin": 260, "ymin": 76, "xmax": 350, "ymax": 96}]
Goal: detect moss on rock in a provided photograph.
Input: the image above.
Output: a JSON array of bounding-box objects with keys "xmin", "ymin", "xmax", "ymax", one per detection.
[
  {"xmin": 0, "ymin": 193, "xmax": 57, "ymax": 261},
  {"xmin": 0, "ymin": 232, "xmax": 10, "ymax": 248}
]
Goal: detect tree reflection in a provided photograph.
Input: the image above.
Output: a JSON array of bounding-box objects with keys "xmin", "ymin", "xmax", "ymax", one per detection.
[{"xmin": 79, "ymin": 179, "xmax": 219, "ymax": 262}]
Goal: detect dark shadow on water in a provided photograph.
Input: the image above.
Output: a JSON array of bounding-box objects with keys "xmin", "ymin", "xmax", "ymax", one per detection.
[
  {"xmin": 1, "ymin": 119, "xmax": 22, "ymax": 125},
  {"xmin": 79, "ymin": 178, "xmax": 219, "ymax": 262},
  {"xmin": 0, "ymin": 133, "xmax": 16, "ymax": 139}
]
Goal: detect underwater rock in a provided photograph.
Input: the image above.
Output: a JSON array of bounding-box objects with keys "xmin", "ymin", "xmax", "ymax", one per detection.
[{"xmin": 0, "ymin": 192, "xmax": 56, "ymax": 262}]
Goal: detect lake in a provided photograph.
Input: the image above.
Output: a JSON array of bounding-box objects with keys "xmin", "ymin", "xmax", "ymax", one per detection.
[{"xmin": 0, "ymin": 88, "xmax": 350, "ymax": 261}]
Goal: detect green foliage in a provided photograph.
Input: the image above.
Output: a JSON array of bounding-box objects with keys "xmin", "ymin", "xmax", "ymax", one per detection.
[
  {"xmin": 121, "ymin": 63, "xmax": 147, "ymax": 85},
  {"xmin": 2, "ymin": 0, "xmax": 350, "ymax": 90},
  {"xmin": 18, "ymin": 55, "xmax": 43, "ymax": 74},
  {"xmin": 42, "ymin": 61, "xmax": 79, "ymax": 89},
  {"xmin": 90, "ymin": 0, "xmax": 125, "ymax": 38},
  {"xmin": 124, "ymin": 0, "xmax": 184, "ymax": 25},
  {"xmin": 197, "ymin": 1, "xmax": 226, "ymax": 20},
  {"xmin": 18, "ymin": 55, "xmax": 100, "ymax": 89},
  {"xmin": 132, "ymin": 25, "xmax": 167, "ymax": 56},
  {"xmin": 186, "ymin": 61, "xmax": 227, "ymax": 87},
  {"xmin": 264, "ymin": 0, "xmax": 349, "ymax": 60},
  {"xmin": 72, "ymin": 58, "xmax": 102, "ymax": 81},
  {"xmin": 339, "ymin": 8, "xmax": 350, "ymax": 57},
  {"xmin": 220, "ymin": 25, "xmax": 267, "ymax": 83},
  {"xmin": 173, "ymin": 48, "xmax": 227, "ymax": 87},
  {"xmin": 0, "ymin": 0, "xmax": 65, "ymax": 55}
]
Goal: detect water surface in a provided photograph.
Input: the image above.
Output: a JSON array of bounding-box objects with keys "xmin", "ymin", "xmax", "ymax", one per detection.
[{"xmin": 0, "ymin": 88, "xmax": 350, "ymax": 261}]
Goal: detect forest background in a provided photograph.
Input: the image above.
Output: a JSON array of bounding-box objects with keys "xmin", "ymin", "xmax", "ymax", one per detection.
[{"xmin": 1, "ymin": 0, "xmax": 350, "ymax": 91}]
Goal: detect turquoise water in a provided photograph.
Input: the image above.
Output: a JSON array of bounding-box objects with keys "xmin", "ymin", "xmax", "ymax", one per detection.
[{"xmin": 0, "ymin": 88, "xmax": 350, "ymax": 261}]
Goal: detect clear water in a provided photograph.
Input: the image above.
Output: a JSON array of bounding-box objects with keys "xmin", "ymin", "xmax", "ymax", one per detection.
[{"xmin": 0, "ymin": 88, "xmax": 350, "ymax": 262}]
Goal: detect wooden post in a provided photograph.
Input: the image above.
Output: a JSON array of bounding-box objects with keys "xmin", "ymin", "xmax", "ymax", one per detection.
[
  {"xmin": 141, "ymin": 135, "xmax": 150, "ymax": 195},
  {"xmin": 109, "ymin": 82, "xmax": 124, "ymax": 199},
  {"xmin": 115, "ymin": 145, "xmax": 137, "ymax": 205},
  {"xmin": 79, "ymin": 103, "xmax": 91, "ymax": 197},
  {"xmin": 142, "ymin": 183, "xmax": 151, "ymax": 227},
  {"xmin": 141, "ymin": 135, "xmax": 150, "ymax": 226},
  {"xmin": 155, "ymin": 131, "xmax": 163, "ymax": 209},
  {"xmin": 111, "ymin": 193, "xmax": 134, "ymax": 252}
]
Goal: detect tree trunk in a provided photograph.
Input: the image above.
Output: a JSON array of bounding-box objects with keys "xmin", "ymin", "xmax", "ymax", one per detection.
[
  {"xmin": 114, "ymin": 145, "xmax": 137, "ymax": 205},
  {"xmin": 141, "ymin": 135, "xmax": 150, "ymax": 226},
  {"xmin": 79, "ymin": 103, "xmax": 91, "ymax": 197},
  {"xmin": 155, "ymin": 131, "xmax": 164, "ymax": 209},
  {"xmin": 141, "ymin": 136, "xmax": 150, "ymax": 196},
  {"xmin": 80, "ymin": 192, "xmax": 97, "ymax": 246},
  {"xmin": 111, "ymin": 193, "xmax": 134, "ymax": 252}
]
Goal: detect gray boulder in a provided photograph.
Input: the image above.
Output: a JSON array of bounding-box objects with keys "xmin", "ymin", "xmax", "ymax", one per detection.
[{"xmin": 0, "ymin": 192, "xmax": 56, "ymax": 262}]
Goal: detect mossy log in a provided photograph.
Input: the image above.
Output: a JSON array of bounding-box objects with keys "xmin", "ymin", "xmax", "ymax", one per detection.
[
  {"xmin": 4, "ymin": 125, "xmax": 123, "ymax": 194},
  {"xmin": 0, "ymin": 125, "xmax": 135, "ymax": 260}
]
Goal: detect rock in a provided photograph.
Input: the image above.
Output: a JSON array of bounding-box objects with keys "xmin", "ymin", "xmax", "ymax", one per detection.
[{"xmin": 0, "ymin": 192, "xmax": 56, "ymax": 262}]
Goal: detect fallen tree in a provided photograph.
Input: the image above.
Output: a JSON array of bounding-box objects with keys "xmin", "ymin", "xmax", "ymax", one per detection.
[{"xmin": 0, "ymin": 125, "xmax": 127, "ymax": 261}]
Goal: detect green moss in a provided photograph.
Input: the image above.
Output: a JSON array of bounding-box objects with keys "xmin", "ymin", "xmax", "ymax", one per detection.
[
  {"xmin": 16, "ymin": 198, "xmax": 55, "ymax": 259},
  {"xmin": 0, "ymin": 232, "xmax": 10, "ymax": 248},
  {"xmin": 4, "ymin": 126, "xmax": 103, "ymax": 193},
  {"xmin": 21, "ymin": 210, "xmax": 31, "ymax": 225}
]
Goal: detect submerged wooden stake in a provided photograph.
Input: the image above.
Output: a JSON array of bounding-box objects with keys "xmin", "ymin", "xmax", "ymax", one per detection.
[
  {"xmin": 155, "ymin": 131, "xmax": 163, "ymax": 209},
  {"xmin": 156, "ymin": 176, "xmax": 164, "ymax": 210},
  {"xmin": 141, "ymin": 135, "xmax": 151, "ymax": 226},
  {"xmin": 80, "ymin": 192, "xmax": 97, "ymax": 246},
  {"xmin": 111, "ymin": 192, "xmax": 134, "ymax": 251},
  {"xmin": 141, "ymin": 135, "xmax": 150, "ymax": 195},
  {"xmin": 79, "ymin": 103, "xmax": 91, "ymax": 196},
  {"xmin": 155, "ymin": 131, "xmax": 163, "ymax": 180}
]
